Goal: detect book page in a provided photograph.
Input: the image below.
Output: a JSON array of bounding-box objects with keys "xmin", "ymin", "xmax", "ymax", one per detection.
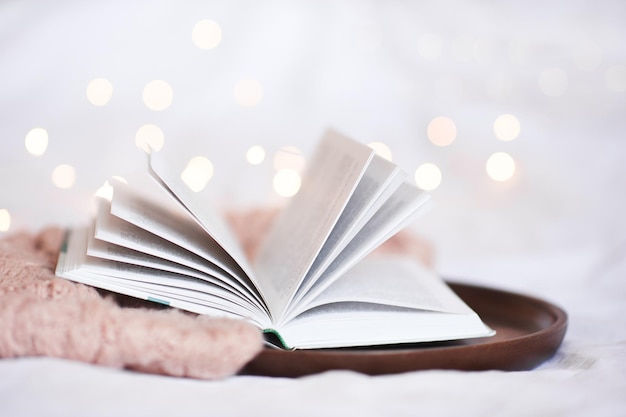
[
  {"xmin": 253, "ymin": 129, "xmax": 375, "ymax": 319},
  {"xmin": 285, "ymin": 182, "xmax": 431, "ymax": 317},
  {"xmin": 57, "ymin": 228, "xmax": 269, "ymax": 326},
  {"xmin": 292, "ymin": 154, "xmax": 406, "ymax": 303},
  {"xmin": 273, "ymin": 258, "xmax": 493, "ymax": 348},
  {"xmin": 148, "ymin": 149, "xmax": 261, "ymax": 296},
  {"xmin": 300, "ymin": 257, "xmax": 473, "ymax": 314},
  {"xmin": 87, "ymin": 219, "xmax": 255, "ymax": 304},
  {"xmin": 94, "ymin": 195, "xmax": 261, "ymax": 307}
]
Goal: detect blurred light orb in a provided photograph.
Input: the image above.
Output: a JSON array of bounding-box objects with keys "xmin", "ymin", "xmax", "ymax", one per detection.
[
  {"xmin": 246, "ymin": 145, "xmax": 266, "ymax": 165},
  {"xmin": 273, "ymin": 169, "xmax": 301, "ymax": 197},
  {"xmin": 486, "ymin": 152, "xmax": 516, "ymax": 182},
  {"xmin": 192, "ymin": 19, "xmax": 222, "ymax": 50},
  {"xmin": 605, "ymin": 64, "xmax": 626, "ymax": 93},
  {"xmin": 181, "ymin": 156, "xmax": 214, "ymax": 192},
  {"xmin": 417, "ymin": 33, "xmax": 443, "ymax": 61},
  {"xmin": 414, "ymin": 163, "xmax": 442, "ymax": 191},
  {"xmin": 143, "ymin": 80, "xmax": 173, "ymax": 111},
  {"xmin": 539, "ymin": 68, "xmax": 568, "ymax": 97},
  {"xmin": 427, "ymin": 116, "xmax": 457, "ymax": 147},
  {"xmin": 52, "ymin": 164, "xmax": 76, "ymax": 189},
  {"xmin": 234, "ymin": 79, "xmax": 263, "ymax": 107},
  {"xmin": 0, "ymin": 209, "xmax": 10, "ymax": 232},
  {"xmin": 273, "ymin": 146, "xmax": 305, "ymax": 172},
  {"xmin": 86, "ymin": 78, "xmax": 113, "ymax": 106},
  {"xmin": 493, "ymin": 114, "xmax": 521, "ymax": 141},
  {"xmin": 135, "ymin": 124, "xmax": 165, "ymax": 153},
  {"xmin": 368, "ymin": 142, "xmax": 393, "ymax": 161},
  {"xmin": 24, "ymin": 127, "xmax": 48, "ymax": 156},
  {"xmin": 95, "ymin": 180, "xmax": 114, "ymax": 201}
]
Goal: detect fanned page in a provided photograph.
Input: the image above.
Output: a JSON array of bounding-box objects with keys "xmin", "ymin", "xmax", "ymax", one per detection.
[
  {"xmin": 273, "ymin": 258, "xmax": 495, "ymax": 349},
  {"xmin": 148, "ymin": 150, "xmax": 263, "ymax": 304},
  {"xmin": 283, "ymin": 182, "xmax": 431, "ymax": 322},
  {"xmin": 253, "ymin": 130, "xmax": 376, "ymax": 319},
  {"xmin": 103, "ymin": 176, "xmax": 265, "ymax": 311}
]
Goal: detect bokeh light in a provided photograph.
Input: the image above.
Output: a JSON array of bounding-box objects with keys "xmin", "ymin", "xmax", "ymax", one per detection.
[
  {"xmin": 493, "ymin": 114, "xmax": 521, "ymax": 141},
  {"xmin": 143, "ymin": 80, "xmax": 173, "ymax": 111},
  {"xmin": 486, "ymin": 152, "xmax": 516, "ymax": 182},
  {"xmin": 414, "ymin": 163, "xmax": 442, "ymax": 191},
  {"xmin": 539, "ymin": 68, "xmax": 568, "ymax": 97},
  {"xmin": 192, "ymin": 19, "xmax": 222, "ymax": 50},
  {"xmin": 273, "ymin": 169, "xmax": 301, "ymax": 197},
  {"xmin": 86, "ymin": 78, "xmax": 113, "ymax": 106},
  {"xmin": 368, "ymin": 142, "xmax": 393, "ymax": 161},
  {"xmin": 427, "ymin": 116, "xmax": 457, "ymax": 147},
  {"xmin": 246, "ymin": 145, "xmax": 266, "ymax": 165},
  {"xmin": 95, "ymin": 180, "xmax": 114, "ymax": 201},
  {"xmin": 181, "ymin": 156, "xmax": 214, "ymax": 192},
  {"xmin": 52, "ymin": 164, "xmax": 76, "ymax": 189},
  {"xmin": 135, "ymin": 124, "xmax": 165, "ymax": 153},
  {"xmin": 234, "ymin": 79, "xmax": 263, "ymax": 107},
  {"xmin": 24, "ymin": 127, "xmax": 48, "ymax": 156},
  {"xmin": 0, "ymin": 209, "xmax": 10, "ymax": 232}
]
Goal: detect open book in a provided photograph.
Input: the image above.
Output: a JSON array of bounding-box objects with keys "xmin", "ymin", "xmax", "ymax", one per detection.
[{"xmin": 56, "ymin": 130, "xmax": 494, "ymax": 349}]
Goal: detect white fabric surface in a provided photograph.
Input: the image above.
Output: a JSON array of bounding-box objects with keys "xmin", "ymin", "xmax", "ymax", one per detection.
[{"xmin": 1, "ymin": 1, "xmax": 625, "ymax": 416}]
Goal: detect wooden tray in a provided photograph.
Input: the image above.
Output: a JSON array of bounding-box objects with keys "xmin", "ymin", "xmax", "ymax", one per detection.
[{"xmin": 241, "ymin": 281, "xmax": 568, "ymax": 377}]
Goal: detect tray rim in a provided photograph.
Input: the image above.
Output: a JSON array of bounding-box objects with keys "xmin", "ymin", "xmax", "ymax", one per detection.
[{"xmin": 241, "ymin": 280, "xmax": 568, "ymax": 377}]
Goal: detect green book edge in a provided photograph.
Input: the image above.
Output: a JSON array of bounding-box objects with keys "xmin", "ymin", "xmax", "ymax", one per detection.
[{"xmin": 263, "ymin": 328, "xmax": 293, "ymax": 350}]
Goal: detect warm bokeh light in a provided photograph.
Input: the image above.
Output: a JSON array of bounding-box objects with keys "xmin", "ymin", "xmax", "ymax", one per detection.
[
  {"xmin": 427, "ymin": 116, "xmax": 457, "ymax": 147},
  {"xmin": 135, "ymin": 124, "xmax": 165, "ymax": 153},
  {"xmin": 192, "ymin": 19, "xmax": 222, "ymax": 50},
  {"xmin": 368, "ymin": 142, "xmax": 393, "ymax": 161},
  {"xmin": 273, "ymin": 146, "xmax": 305, "ymax": 172},
  {"xmin": 234, "ymin": 79, "xmax": 263, "ymax": 107},
  {"xmin": 0, "ymin": 209, "xmax": 10, "ymax": 232},
  {"xmin": 24, "ymin": 127, "xmax": 48, "ymax": 156},
  {"xmin": 493, "ymin": 114, "xmax": 521, "ymax": 141},
  {"xmin": 181, "ymin": 156, "xmax": 214, "ymax": 192},
  {"xmin": 143, "ymin": 80, "xmax": 173, "ymax": 111},
  {"xmin": 486, "ymin": 152, "xmax": 516, "ymax": 182},
  {"xmin": 52, "ymin": 164, "xmax": 76, "ymax": 189},
  {"xmin": 86, "ymin": 78, "xmax": 113, "ymax": 106},
  {"xmin": 539, "ymin": 68, "xmax": 568, "ymax": 97},
  {"xmin": 414, "ymin": 163, "xmax": 442, "ymax": 191},
  {"xmin": 246, "ymin": 145, "xmax": 266, "ymax": 165},
  {"xmin": 95, "ymin": 180, "xmax": 114, "ymax": 201},
  {"xmin": 605, "ymin": 64, "xmax": 626, "ymax": 93},
  {"xmin": 273, "ymin": 169, "xmax": 301, "ymax": 197}
]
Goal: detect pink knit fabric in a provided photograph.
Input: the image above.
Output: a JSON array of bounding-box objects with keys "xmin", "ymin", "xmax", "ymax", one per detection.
[
  {"xmin": 0, "ymin": 209, "xmax": 433, "ymax": 379},
  {"xmin": 0, "ymin": 227, "xmax": 263, "ymax": 379}
]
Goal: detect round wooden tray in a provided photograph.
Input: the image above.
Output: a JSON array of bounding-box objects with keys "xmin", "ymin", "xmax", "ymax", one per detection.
[{"xmin": 241, "ymin": 281, "xmax": 568, "ymax": 377}]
